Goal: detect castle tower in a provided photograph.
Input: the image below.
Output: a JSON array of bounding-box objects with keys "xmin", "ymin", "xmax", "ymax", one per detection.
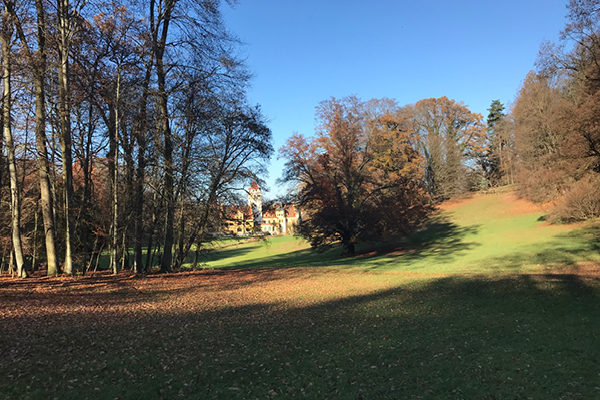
[{"xmin": 248, "ymin": 180, "xmax": 263, "ymax": 230}]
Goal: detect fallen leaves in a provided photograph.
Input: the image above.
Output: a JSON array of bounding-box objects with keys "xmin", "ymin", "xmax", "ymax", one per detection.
[{"xmin": 1, "ymin": 269, "xmax": 600, "ymax": 399}]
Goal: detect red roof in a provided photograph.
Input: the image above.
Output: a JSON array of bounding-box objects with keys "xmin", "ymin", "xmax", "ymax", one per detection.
[
  {"xmin": 262, "ymin": 203, "xmax": 298, "ymax": 219},
  {"xmin": 224, "ymin": 205, "xmax": 252, "ymax": 219},
  {"xmin": 285, "ymin": 204, "xmax": 297, "ymax": 218},
  {"xmin": 263, "ymin": 210, "xmax": 277, "ymax": 218},
  {"xmin": 249, "ymin": 180, "xmax": 260, "ymax": 190}
]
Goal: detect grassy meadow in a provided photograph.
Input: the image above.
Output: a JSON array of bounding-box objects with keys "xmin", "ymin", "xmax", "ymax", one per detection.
[
  {"xmin": 203, "ymin": 192, "xmax": 600, "ymax": 274},
  {"xmin": 1, "ymin": 191, "xmax": 600, "ymax": 399}
]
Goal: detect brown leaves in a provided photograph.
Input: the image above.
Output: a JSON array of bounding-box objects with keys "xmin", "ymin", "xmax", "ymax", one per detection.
[{"xmin": 280, "ymin": 96, "xmax": 430, "ymax": 254}]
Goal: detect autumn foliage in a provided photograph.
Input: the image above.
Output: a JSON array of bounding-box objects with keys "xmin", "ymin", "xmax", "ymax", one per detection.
[
  {"xmin": 509, "ymin": 0, "xmax": 600, "ymax": 221},
  {"xmin": 411, "ymin": 96, "xmax": 487, "ymax": 200},
  {"xmin": 280, "ymin": 97, "xmax": 431, "ymax": 255}
]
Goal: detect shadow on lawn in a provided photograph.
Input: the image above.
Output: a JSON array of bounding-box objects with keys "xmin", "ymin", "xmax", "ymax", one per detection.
[
  {"xmin": 200, "ymin": 244, "xmax": 257, "ymax": 263},
  {"xmin": 2, "ymin": 273, "xmax": 600, "ymax": 399},
  {"xmin": 383, "ymin": 214, "xmax": 481, "ymax": 265},
  {"xmin": 200, "ymin": 214, "xmax": 481, "ymax": 270},
  {"xmin": 199, "ymin": 240, "xmax": 343, "ymax": 269}
]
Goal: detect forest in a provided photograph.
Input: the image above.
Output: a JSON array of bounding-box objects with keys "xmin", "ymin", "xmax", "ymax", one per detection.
[
  {"xmin": 1, "ymin": 0, "xmax": 600, "ymax": 277},
  {"xmin": 0, "ymin": 0, "xmax": 274, "ymax": 277}
]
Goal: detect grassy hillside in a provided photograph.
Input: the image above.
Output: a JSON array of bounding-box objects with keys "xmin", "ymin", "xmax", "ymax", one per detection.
[
  {"xmin": 2, "ymin": 191, "xmax": 600, "ymax": 399},
  {"xmin": 202, "ymin": 191, "xmax": 600, "ymax": 274}
]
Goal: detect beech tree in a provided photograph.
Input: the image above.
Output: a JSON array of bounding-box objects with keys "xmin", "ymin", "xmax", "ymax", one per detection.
[
  {"xmin": 4, "ymin": 0, "xmax": 59, "ymax": 276},
  {"xmin": 411, "ymin": 97, "xmax": 486, "ymax": 201},
  {"xmin": 145, "ymin": 0, "xmax": 241, "ymax": 272},
  {"xmin": 513, "ymin": 71, "xmax": 575, "ymax": 203},
  {"xmin": 1, "ymin": 6, "xmax": 26, "ymax": 277},
  {"xmin": 55, "ymin": 0, "xmax": 86, "ymax": 275},
  {"xmin": 514, "ymin": 0, "xmax": 600, "ymax": 219},
  {"xmin": 280, "ymin": 96, "xmax": 430, "ymax": 256}
]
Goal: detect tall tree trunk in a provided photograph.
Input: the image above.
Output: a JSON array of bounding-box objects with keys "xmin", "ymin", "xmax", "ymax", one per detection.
[
  {"xmin": 157, "ymin": 56, "xmax": 174, "ymax": 273},
  {"xmin": 175, "ymin": 194, "xmax": 185, "ymax": 266},
  {"xmin": 57, "ymin": 0, "xmax": 75, "ymax": 275},
  {"xmin": 33, "ymin": 0, "xmax": 58, "ymax": 276},
  {"xmin": 34, "ymin": 71, "xmax": 58, "ymax": 276},
  {"xmin": 104, "ymin": 102, "xmax": 116, "ymax": 274},
  {"xmin": 120, "ymin": 229, "xmax": 127, "ymax": 271},
  {"xmin": 145, "ymin": 187, "xmax": 160, "ymax": 271},
  {"xmin": 78, "ymin": 95, "xmax": 94, "ymax": 256},
  {"xmin": 173, "ymin": 110, "xmax": 195, "ymax": 268},
  {"xmin": 151, "ymin": 0, "xmax": 176, "ymax": 273},
  {"xmin": 133, "ymin": 55, "xmax": 152, "ymax": 274},
  {"xmin": 5, "ymin": 0, "xmax": 60, "ymax": 277},
  {"xmin": 121, "ymin": 111, "xmax": 134, "ymax": 272},
  {"xmin": 32, "ymin": 200, "xmax": 39, "ymax": 271},
  {"xmin": 1, "ymin": 21, "xmax": 26, "ymax": 278},
  {"xmin": 111, "ymin": 95, "xmax": 119, "ymax": 275},
  {"xmin": 174, "ymin": 178, "xmax": 220, "ymax": 269}
]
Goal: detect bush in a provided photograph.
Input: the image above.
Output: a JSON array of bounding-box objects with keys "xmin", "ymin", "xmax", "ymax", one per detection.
[
  {"xmin": 517, "ymin": 167, "xmax": 573, "ymax": 204},
  {"xmin": 550, "ymin": 174, "xmax": 600, "ymax": 223}
]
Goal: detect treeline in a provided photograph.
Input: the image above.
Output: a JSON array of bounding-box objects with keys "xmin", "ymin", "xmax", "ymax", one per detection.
[
  {"xmin": 0, "ymin": 0, "xmax": 272, "ymax": 277},
  {"xmin": 484, "ymin": 0, "xmax": 600, "ymax": 223},
  {"xmin": 280, "ymin": 96, "xmax": 499, "ymax": 255},
  {"xmin": 280, "ymin": 0, "xmax": 600, "ymax": 255}
]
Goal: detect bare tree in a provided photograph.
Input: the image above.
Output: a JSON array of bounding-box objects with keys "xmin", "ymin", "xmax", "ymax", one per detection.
[
  {"xmin": 4, "ymin": 0, "xmax": 59, "ymax": 275},
  {"xmin": 55, "ymin": 0, "xmax": 87, "ymax": 274},
  {"xmin": 0, "ymin": 6, "xmax": 26, "ymax": 277}
]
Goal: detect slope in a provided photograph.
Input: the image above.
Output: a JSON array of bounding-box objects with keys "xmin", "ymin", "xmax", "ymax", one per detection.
[{"xmin": 202, "ymin": 191, "xmax": 600, "ymax": 274}]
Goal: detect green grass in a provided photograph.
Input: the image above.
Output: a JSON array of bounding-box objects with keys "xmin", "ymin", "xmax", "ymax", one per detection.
[
  {"xmin": 3, "ymin": 273, "xmax": 599, "ymax": 399},
  {"xmin": 201, "ymin": 192, "xmax": 600, "ymax": 274},
  {"xmin": 199, "ymin": 235, "xmax": 340, "ymax": 268},
  {"xmin": 2, "ymin": 191, "xmax": 600, "ymax": 399}
]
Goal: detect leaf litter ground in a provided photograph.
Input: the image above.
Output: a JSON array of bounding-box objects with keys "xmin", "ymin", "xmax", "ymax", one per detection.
[
  {"xmin": 3, "ymin": 192, "xmax": 600, "ymax": 399},
  {"xmin": 2, "ymin": 266, "xmax": 600, "ymax": 400}
]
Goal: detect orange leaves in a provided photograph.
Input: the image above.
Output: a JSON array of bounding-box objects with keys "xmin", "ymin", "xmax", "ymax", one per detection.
[
  {"xmin": 279, "ymin": 96, "xmax": 431, "ymax": 255},
  {"xmin": 413, "ymin": 96, "xmax": 487, "ymax": 153}
]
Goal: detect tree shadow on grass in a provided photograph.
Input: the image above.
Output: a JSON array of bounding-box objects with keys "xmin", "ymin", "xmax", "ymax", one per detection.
[
  {"xmin": 2, "ymin": 273, "xmax": 600, "ymax": 399},
  {"xmin": 197, "ymin": 240, "xmax": 343, "ymax": 270},
  {"xmin": 390, "ymin": 214, "xmax": 481, "ymax": 263},
  {"xmin": 197, "ymin": 244, "xmax": 258, "ymax": 264},
  {"xmin": 199, "ymin": 214, "xmax": 481, "ymax": 271},
  {"xmin": 352, "ymin": 214, "xmax": 482, "ymax": 270}
]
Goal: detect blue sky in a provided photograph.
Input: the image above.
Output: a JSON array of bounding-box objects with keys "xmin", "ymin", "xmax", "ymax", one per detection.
[{"xmin": 221, "ymin": 0, "xmax": 568, "ymax": 198}]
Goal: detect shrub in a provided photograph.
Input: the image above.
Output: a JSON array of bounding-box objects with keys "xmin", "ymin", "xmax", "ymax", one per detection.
[
  {"xmin": 550, "ymin": 174, "xmax": 600, "ymax": 223},
  {"xmin": 517, "ymin": 167, "xmax": 573, "ymax": 204}
]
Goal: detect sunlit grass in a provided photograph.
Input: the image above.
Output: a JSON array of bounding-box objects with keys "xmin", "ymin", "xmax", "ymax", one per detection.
[
  {"xmin": 201, "ymin": 191, "xmax": 600, "ymax": 275},
  {"xmin": 2, "ymin": 190, "xmax": 600, "ymax": 399}
]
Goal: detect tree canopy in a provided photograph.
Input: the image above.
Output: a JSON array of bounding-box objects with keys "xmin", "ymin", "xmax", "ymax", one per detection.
[
  {"xmin": 280, "ymin": 96, "xmax": 430, "ymax": 255},
  {"xmin": 0, "ymin": 0, "xmax": 272, "ymax": 276}
]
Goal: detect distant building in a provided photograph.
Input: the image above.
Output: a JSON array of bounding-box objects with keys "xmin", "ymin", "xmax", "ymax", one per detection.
[
  {"xmin": 248, "ymin": 180, "xmax": 263, "ymax": 230},
  {"xmin": 222, "ymin": 205, "xmax": 254, "ymax": 236},
  {"xmin": 221, "ymin": 181, "xmax": 300, "ymax": 236},
  {"xmin": 261, "ymin": 203, "xmax": 300, "ymax": 235}
]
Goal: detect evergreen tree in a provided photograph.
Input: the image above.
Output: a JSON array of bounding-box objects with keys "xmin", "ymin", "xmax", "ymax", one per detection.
[
  {"xmin": 482, "ymin": 100, "xmax": 506, "ymax": 186},
  {"xmin": 487, "ymin": 100, "xmax": 506, "ymax": 131}
]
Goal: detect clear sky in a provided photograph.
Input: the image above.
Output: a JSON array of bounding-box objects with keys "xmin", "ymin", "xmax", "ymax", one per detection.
[{"xmin": 221, "ymin": 0, "xmax": 568, "ymax": 199}]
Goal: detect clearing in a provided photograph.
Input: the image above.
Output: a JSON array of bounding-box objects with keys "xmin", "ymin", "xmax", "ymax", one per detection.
[{"xmin": 1, "ymin": 191, "xmax": 599, "ymax": 399}]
